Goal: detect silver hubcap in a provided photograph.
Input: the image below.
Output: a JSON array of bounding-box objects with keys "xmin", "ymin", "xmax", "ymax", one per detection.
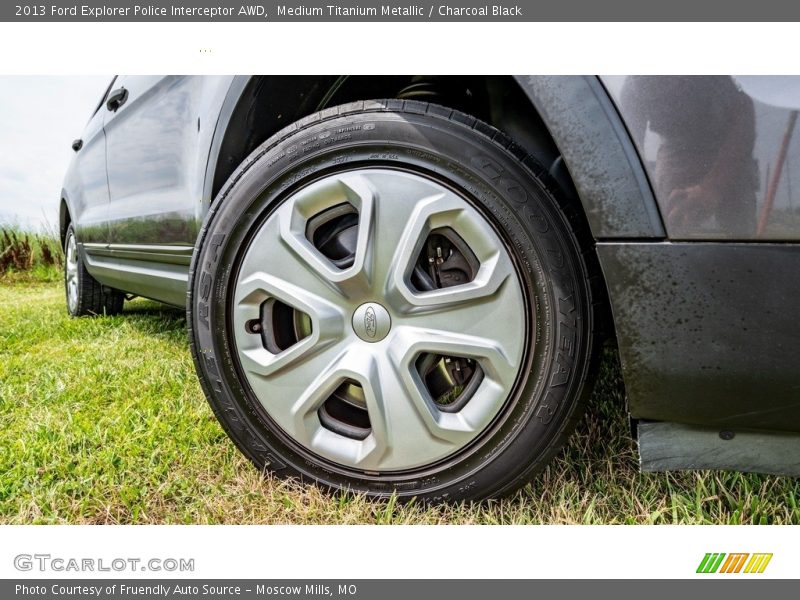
[
  {"xmin": 232, "ymin": 169, "xmax": 527, "ymax": 472},
  {"xmin": 65, "ymin": 232, "xmax": 78, "ymax": 313}
]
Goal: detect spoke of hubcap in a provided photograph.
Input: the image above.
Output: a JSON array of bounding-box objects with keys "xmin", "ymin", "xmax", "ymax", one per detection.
[
  {"xmin": 399, "ymin": 285, "xmax": 525, "ymax": 375},
  {"xmin": 291, "ymin": 346, "xmax": 476, "ymax": 471},
  {"xmin": 390, "ymin": 325, "xmax": 519, "ymax": 446},
  {"xmin": 374, "ymin": 176, "xmax": 515, "ymax": 311},
  {"xmin": 274, "ymin": 173, "xmax": 377, "ymax": 299},
  {"xmin": 371, "ymin": 348, "xmax": 477, "ymax": 457},
  {"xmin": 246, "ymin": 339, "xmax": 351, "ymax": 438},
  {"xmin": 359, "ymin": 172, "xmax": 454, "ymax": 294},
  {"xmin": 239, "ymin": 209, "xmax": 353, "ymax": 307},
  {"xmin": 233, "ymin": 271, "xmax": 345, "ymax": 377},
  {"xmin": 395, "ymin": 323, "xmax": 518, "ymax": 389},
  {"xmin": 290, "ymin": 348, "xmax": 387, "ymax": 468}
]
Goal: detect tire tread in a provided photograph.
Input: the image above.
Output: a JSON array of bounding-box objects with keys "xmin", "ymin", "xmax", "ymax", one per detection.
[{"xmin": 65, "ymin": 225, "xmax": 125, "ymax": 317}]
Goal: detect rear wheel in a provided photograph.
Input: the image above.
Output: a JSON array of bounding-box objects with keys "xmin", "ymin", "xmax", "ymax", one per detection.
[
  {"xmin": 189, "ymin": 100, "xmax": 599, "ymax": 502},
  {"xmin": 64, "ymin": 224, "xmax": 125, "ymax": 317}
]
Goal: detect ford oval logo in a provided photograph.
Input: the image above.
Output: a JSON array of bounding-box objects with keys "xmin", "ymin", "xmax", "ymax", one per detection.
[{"xmin": 364, "ymin": 306, "xmax": 377, "ymax": 338}]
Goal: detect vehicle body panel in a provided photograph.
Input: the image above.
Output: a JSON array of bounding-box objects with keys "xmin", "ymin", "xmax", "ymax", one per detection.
[
  {"xmin": 518, "ymin": 75, "xmax": 665, "ymax": 239},
  {"xmin": 603, "ymin": 75, "xmax": 800, "ymax": 241},
  {"xmin": 103, "ymin": 75, "xmax": 233, "ymax": 246},
  {"xmin": 64, "ymin": 106, "xmax": 109, "ymax": 245},
  {"xmin": 62, "ymin": 75, "xmax": 233, "ymax": 305},
  {"xmin": 598, "ymin": 241, "xmax": 800, "ymax": 432}
]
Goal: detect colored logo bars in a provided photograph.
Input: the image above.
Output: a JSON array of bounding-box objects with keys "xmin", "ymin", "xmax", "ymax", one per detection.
[{"xmin": 697, "ymin": 553, "xmax": 773, "ymax": 574}]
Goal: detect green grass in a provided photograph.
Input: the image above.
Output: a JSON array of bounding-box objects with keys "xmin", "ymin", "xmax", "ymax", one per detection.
[
  {"xmin": 0, "ymin": 226, "xmax": 63, "ymax": 282},
  {"xmin": 1, "ymin": 277, "xmax": 799, "ymax": 524}
]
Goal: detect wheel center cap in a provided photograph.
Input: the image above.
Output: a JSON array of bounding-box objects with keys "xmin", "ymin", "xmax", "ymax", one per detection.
[{"xmin": 352, "ymin": 302, "xmax": 391, "ymax": 342}]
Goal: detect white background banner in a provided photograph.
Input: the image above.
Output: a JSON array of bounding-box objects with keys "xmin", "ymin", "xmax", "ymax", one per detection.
[{"xmin": 1, "ymin": 525, "xmax": 796, "ymax": 578}]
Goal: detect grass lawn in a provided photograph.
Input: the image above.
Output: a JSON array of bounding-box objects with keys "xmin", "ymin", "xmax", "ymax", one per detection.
[{"xmin": 1, "ymin": 276, "xmax": 798, "ymax": 524}]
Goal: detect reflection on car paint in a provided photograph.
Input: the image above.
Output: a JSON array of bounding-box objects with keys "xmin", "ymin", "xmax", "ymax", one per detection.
[{"xmin": 603, "ymin": 75, "xmax": 800, "ymax": 240}]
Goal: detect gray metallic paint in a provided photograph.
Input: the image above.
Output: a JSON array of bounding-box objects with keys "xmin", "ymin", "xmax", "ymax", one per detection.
[
  {"xmin": 103, "ymin": 75, "xmax": 233, "ymax": 246},
  {"xmin": 66, "ymin": 107, "xmax": 110, "ymax": 245},
  {"xmin": 63, "ymin": 75, "xmax": 234, "ymax": 304},
  {"xmin": 603, "ymin": 76, "xmax": 800, "ymax": 241},
  {"xmin": 82, "ymin": 244, "xmax": 191, "ymax": 307}
]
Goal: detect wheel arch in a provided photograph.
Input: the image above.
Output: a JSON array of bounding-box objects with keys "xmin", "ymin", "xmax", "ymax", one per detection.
[
  {"xmin": 516, "ymin": 76, "xmax": 665, "ymax": 239},
  {"xmin": 202, "ymin": 76, "xmax": 568, "ymax": 211},
  {"xmin": 201, "ymin": 75, "xmax": 648, "ymax": 379},
  {"xmin": 59, "ymin": 192, "xmax": 72, "ymax": 248},
  {"xmin": 204, "ymin": 75, "xmax": 665, "ymax": 241}
]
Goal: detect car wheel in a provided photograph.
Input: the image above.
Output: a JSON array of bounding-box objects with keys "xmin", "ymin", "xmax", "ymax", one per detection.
[
  {"xmin": 188, "ymin": 100, "xmax": 600, "ymax": 502},
  {"xmin": 64, "ymin": 224, "xmax": 125, "ymax": 317}
]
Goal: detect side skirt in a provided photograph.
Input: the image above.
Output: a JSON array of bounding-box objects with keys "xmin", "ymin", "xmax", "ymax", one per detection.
[
  {"xmin": 81, "ymin": 243, "xmax": 193, "ymax": 307},
  {"xmin": 638, "ymin": 421, "xmax": 800, "ymax": 477}
]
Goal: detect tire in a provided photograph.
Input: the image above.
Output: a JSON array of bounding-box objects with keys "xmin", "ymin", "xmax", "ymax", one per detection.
[
  {"xmin": 64, "ymin": 224, "xmax": 125, "ymax": 317},
  {"xmin": 188, "ymin": 100, "xmax": 600, "ymax": 502}
]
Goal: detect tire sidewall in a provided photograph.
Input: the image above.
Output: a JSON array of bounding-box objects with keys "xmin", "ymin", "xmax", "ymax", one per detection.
[{"xmin": 189, "ymin": 106, "xmax": 590, "ymax": 501}]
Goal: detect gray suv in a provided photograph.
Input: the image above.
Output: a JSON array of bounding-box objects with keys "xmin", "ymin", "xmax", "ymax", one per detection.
[{"xmin": 61, "ymin": 76, "xmax": 800, "ymax": 501}]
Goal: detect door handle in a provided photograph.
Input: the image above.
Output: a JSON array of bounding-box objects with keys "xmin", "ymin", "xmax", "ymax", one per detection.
[
  {"xmin": 106, "ymin": 87, "xmax": 129, "ymax": 112},
  {"xmin": 71, "ymin": 139, "xmax": 83, "ymax": 152}
]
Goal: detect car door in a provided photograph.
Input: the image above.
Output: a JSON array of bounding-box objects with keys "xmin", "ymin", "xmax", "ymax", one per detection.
[
  {"xmin": 98, "ymin": 75, "xmax": 233, "ymax": 304},
  {"xmin": 67, "ymin": 77, "xmax": 116, "ymax": 245},
  {"xmin": 103, "ymin": 75, "xmax": 206, "ymax": 249}
]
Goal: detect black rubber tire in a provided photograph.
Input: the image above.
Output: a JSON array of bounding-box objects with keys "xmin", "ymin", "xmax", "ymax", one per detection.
[
  {"xmin": 188, "ymin": 100, "xmax": 601, "ymax": 502},
  {"xmin": 64, "ymin": 224, "xmax": 125, "ymax": 317}
]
